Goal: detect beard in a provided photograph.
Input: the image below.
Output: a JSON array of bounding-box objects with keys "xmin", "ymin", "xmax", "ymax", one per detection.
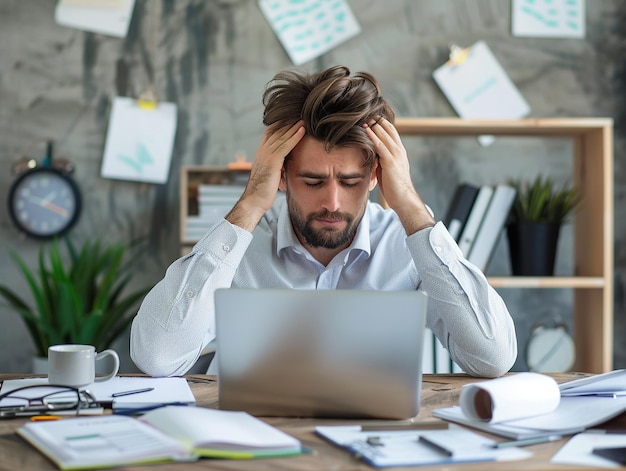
[{"xmin": 287, "ymin": 195, "xmax": 364, "ymax": 250}]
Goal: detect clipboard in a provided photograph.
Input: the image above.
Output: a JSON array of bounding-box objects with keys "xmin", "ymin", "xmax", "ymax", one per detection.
[
  {"xmin": 315, "ymin": 425, "xmax": 531, "ymax": 468},
  {"xmin": 433, "ymin": 41, "xmax": 530, "ymax": 146}
]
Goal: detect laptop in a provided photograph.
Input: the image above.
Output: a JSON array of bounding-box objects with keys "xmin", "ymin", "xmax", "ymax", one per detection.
[{"xmin": 214, "ymin": 288, "xmax": 427, "ymax": 419}]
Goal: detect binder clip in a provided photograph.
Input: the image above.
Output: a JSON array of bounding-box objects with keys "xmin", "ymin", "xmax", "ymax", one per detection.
[
  {"xmin": 447, "ymin": 43, "xmax": 470, "ymax": 66},
  {"xmin": 136, "ymin": 87, "xmax": 158, "ymax": 110}
]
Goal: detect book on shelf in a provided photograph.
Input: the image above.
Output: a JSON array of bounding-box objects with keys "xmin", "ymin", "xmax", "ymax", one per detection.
[
  {"xmin": 17, "ymin": 405, "xmax": 303, "ymax": 470},
  {"xmin": 467, "ymin": 184, "xmax": 516, "ymax": 271},
  {"xmin": 422, "ymin": 328, "xmax": 461, "ymax": 374},
  {"xmin": 442, "ymin": 183, "xmax": 479, "ymax": 241},
  {"xmin": 457, "ymin": 185, "xmax": 494, "ymax": 256},
  {"xmin": 433, "ymin": 370, "xmax": 626, "ymax": 440}
]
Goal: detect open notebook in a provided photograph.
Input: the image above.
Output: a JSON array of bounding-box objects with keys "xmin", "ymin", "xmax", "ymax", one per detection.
[{"xmin": 215, "ymin": 288, "xmax": 427, "ymax": 419}]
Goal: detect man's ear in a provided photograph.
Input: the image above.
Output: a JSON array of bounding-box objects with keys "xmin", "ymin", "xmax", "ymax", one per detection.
[
  {"xmin": 368, "ymin": 160, "xmax": 379, "ymax": 191},
  {"xmin": 279, "ymin": 166, "xmax": 287, "ymax": 192}
]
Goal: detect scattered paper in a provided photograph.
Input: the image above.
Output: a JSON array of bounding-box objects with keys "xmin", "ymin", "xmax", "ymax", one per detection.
[
  {"xmin": 1, "ymin": 376, "xmax": 195, "ymax": 411},
  {"xmin": 512, "ymin": 0, "xmax": 585, "ymax": 38},
  {"xmin": 316, "ymin": 425, "xmax": 531, "ymax": 467},
  {"xmin": 101, "ymin": 97, "xmax": 177, "ymax": 184},
  {"xmin": 258, "ymin": 0, "xmax": 361, "ymax": 65},
  {"xmin": 460, "ymin": 372, "xmax": 560, "ymax": 423},
  {"xmin": 55, "ymin": 0, "xmax": 136, "ymax": 38},
  {"xmin": 434, "ymin": 370, "xmax": 626, "ymax": 440},
  {"xmin": 551, "ymin": 432, "xmax": 625, "ymax": 468},
  {"xmin": 433, "ymin": 41, "xmax": 530, "ymax": 146}
]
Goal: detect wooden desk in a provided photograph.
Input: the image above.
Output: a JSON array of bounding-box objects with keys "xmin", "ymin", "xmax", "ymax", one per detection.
[{"xmin": 0, "ymin": 373, "xmax": 606, "ymax": 470}]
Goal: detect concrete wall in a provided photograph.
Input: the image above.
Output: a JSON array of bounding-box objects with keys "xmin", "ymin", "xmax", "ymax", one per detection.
[{"xmin": 0, "ymin": 0, "xmax": 624, "ymax": 373}]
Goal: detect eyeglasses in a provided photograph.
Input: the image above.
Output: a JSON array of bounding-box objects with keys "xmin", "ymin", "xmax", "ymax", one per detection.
[{"xmin": 0, "ymin": 385, "xmax": 99, "ymax": 418}]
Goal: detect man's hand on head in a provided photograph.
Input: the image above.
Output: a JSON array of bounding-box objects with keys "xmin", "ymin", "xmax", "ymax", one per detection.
[
  {"xmin": 363, "ymin": 118, "xmax": 435, "ymax": 235},
  {"xmin": 226, "ymin": 120, "xmax": 305, "ymax": 232}
]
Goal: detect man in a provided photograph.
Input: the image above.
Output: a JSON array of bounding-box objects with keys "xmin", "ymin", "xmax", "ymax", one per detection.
[{"xmin": 130, "ymin": 65, "xmax": 517, "ymax": 378}]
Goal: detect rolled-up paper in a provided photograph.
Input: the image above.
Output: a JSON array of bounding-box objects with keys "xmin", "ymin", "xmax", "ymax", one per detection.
[{"xmin": 459, "ymin": 372, "xmax": 560, "ymax": 423}]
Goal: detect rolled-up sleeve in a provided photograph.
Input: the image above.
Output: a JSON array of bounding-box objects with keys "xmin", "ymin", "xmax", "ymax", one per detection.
[{"xmin": 407, "ymin": 222, "xmax": 517, "ymax": 377}]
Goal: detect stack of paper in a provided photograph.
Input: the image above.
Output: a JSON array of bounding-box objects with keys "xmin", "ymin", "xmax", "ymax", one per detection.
[
  {"xmin": 185, "ymin": 184, "xmax": 244, "ymax": 240},
  {"xmin": 433, "ymin": 370, "xmax": 626, "ymax": 440}
]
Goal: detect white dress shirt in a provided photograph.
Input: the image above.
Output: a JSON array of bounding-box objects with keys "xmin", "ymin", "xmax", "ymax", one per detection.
[{"xmin": 130, "ymin": 200, "xmax": 517, "ymax": 378}]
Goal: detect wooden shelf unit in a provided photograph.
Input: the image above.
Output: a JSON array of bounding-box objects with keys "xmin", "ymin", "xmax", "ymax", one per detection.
[
  {"xmin": 395, "ymin": 117, "xmax": 614, "ymax": 373},
  {"xmin": 179, "ymin": 165, "xmax": 250, "ymax": 254}
]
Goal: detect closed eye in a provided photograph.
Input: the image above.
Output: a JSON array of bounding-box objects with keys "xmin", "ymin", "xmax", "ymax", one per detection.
[
  {"xmin": 303, "ymin": 178, "xmax": 324, "ymax": 187},
  {"xmin": 300, "ymin": 174, "xmax": 366, "ymax": 188}
]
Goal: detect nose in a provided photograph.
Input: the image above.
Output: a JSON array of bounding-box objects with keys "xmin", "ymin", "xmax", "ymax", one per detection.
[{"xmin": 321, "ymin": 181, "xmax": 341, "ymax": 212}]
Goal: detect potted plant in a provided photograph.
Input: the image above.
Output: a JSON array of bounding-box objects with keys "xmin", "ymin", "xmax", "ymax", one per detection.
[
  {"xmin": 506, "ymin": 175, "xmax": 580, "ymax": 276},
  {"xmin": 0, "ymin": 237, "xmax": 150, "ymax": 372}
]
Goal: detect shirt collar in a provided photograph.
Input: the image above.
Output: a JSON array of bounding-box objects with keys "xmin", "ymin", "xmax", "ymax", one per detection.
[{"xmin": 276, "ymin": 200, "xmax": 372, "ymax": 258}]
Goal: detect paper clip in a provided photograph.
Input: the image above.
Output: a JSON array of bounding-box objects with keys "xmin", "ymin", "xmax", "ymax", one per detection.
[{"xmin": 447, "ymin": 43, "xmax": 470, "ymax": 66}]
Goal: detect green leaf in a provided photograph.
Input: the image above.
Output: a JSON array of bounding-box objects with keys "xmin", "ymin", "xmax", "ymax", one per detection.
[
  {"xmin": 508, "ymin": 175, "xmax": 579, "ymax": 224},
  {"xmin": 0, "ymin": 237, "xmax": 151, "ymax": 354}
]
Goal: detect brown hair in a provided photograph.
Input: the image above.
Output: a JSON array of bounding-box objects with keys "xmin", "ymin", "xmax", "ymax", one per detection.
[{"xmin": 262, "ymin": 65, "xmax": 395, "ymax": 167}]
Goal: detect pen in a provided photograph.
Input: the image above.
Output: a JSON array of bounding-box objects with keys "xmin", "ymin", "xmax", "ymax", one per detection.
[
  {"xmin": 362, "ymin": 422, "xmax": 448, "ymax": 431},
  {"xmin": 111, "ymin": 387, "xmax": 155, "ymax": 397},
  {"xmin": 418, "ymin": 435, "xmax": 453, "ymax": 456},
  {"xmin": 490, "ymin": 435, "xmax": 563, "ymax": 449},
  {"xmin": 30, "ymin": 415, "xmax": 63, "ymax": 421},
  {"xmin": 561, "ymin": 392, "xmax": 626, "ymax": 398},
  {"xmin": 587, "ymin": 428, "xmax": 626, "ymax": 434},
  {"xmin": 113, "ymin": 402, "xmax": 190, "ymax": 415}
]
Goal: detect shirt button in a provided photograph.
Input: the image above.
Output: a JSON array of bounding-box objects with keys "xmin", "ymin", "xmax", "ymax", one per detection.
[
  {"xmin": 221, "ymin": 243, "xmax": 230, "ymax": 252},
  {"xmin": 434, "ymin": 246, "xmax": 442, "ymax": 253},
  {"xmin": 186, "ymin": 290, "xmax": 194, "ymax": 299}
]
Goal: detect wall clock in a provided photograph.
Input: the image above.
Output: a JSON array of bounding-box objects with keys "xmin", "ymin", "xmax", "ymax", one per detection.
[{"xmin": 7, "ymin": 166, "xmax": 82, "ymax": 239}]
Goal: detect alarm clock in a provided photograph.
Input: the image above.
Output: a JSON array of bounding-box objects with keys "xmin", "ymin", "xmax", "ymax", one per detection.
[
  {"xmin": 8, "ymin": 161, "xmax": 82, "ymax": 239},
  {"xmin": 526, "ymin": 321, "xmax": 575, "ymax": 372}
]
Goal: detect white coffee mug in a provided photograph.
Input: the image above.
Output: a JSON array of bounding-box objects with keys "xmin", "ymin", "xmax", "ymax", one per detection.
[{"xmin": 48, "ymin": 344, "xmax": 120, "ymax": 388}]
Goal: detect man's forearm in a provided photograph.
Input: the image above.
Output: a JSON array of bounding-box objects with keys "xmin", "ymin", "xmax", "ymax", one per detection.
[
  {"xmin": 225, "ymin": 198, "xmax": 267, "ymax": 233},
  {"xmin": 408, "ymin": 223, "xmax": 517, "ymax": 377},
  {"xmin": 392, "ymin": 197, "xmax": 436, "ymax": 236},
  {"xmin": 131, "ymin": 221, "xmax": 252, "ymax": 376}
]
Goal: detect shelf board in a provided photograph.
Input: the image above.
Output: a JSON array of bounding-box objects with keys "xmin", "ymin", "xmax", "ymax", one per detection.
[
  {"xmin": 487, "ymin": 276, "xmax": 605, "ymax": 289},
  {"xmin": 395, "ymin": 117, "xmax": 612, "ymax": 137}
]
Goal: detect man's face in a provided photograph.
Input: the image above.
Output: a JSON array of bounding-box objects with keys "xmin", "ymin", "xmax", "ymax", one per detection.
[{"xmin": 279, "ymin": 136, "xmax": 377, "ymax": 254}]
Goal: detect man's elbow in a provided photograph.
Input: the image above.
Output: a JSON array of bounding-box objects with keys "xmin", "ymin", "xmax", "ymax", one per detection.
[
  {"xmin": 129, "ymin": 325, "xmax": 192, "ymax": 377},
  {"xmin": 453, "ymin": 339, "xmax": 518, "ymax": 378},
  {"xmin": 130, "ymin": 348, "xmax": 193, "ymax": 377}
]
